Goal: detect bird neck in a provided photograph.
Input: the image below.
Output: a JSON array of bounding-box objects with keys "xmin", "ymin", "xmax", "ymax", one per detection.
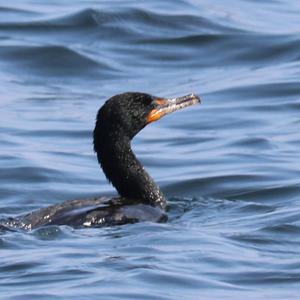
[{"xmin": 94, "ymin": 129, "xmax": 166, "ymax": 209}]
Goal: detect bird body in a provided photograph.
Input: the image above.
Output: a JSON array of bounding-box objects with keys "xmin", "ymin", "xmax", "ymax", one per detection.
[{"xmin": 4, "ymin": 197, "xmax": 167, "ymax": 230}]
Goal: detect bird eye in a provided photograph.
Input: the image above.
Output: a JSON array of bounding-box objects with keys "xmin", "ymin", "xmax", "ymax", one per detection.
[{"xmin": 151, "ymin": 101, "xmax": 158, "ymax": 108}]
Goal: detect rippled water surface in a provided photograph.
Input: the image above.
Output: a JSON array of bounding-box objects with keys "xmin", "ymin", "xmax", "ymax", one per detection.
[{"xmin": 1, "ymin": 0, "xmax": 300, "ymax": 299}]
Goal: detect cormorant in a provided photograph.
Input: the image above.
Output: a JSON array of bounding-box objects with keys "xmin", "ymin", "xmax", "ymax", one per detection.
[{"xmin": 2, "ymin": 92, "xmax": 200, "ymax": 229}]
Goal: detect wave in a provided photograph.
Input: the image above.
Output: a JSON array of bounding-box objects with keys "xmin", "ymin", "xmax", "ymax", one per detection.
[
  {"xmin": 0, "ymin": 45, "xmax": 116, "ymax": 77},
  {"xmin": 0, "ymin": 7, "xmax": 246, "ymax": 34}
]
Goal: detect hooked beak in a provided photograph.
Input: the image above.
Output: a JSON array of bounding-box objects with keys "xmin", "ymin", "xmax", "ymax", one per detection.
[{"xmin": 147, "ymin": 93, "xmax": 201, "ymax": 124}]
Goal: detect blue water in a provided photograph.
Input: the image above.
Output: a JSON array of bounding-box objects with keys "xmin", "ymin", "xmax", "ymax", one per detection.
[{"xmin": 1, "ymin": 0, "xmax": 300, "ymax": 299}]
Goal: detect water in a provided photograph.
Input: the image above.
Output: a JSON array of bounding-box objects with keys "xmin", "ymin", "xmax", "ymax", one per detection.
[{"xmin": 1, "ymin": 0, "xmax": 300, "ymax": 298}]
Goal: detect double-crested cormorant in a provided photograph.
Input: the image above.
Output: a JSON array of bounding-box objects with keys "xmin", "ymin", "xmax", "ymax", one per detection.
[{"xmin": 2, "ymin": 92, "xmax": 200, "ymax": 230}]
